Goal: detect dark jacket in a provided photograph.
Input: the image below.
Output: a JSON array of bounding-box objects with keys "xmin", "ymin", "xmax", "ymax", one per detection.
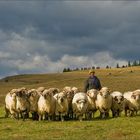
[{"xmin": 84, "ymin": 76, "xmax": 102, "ymax": 92}]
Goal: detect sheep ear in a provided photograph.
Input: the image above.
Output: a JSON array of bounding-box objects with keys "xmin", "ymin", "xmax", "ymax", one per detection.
[
  {"xmin": 56, "ymin": 89, "xmax": 60, "ymax": 93},
  {"xmin": 62, "ymin": 90, "xmax": 67, "ymax": 95},
  {"xmin": 76, "ymin": 99, "xmax": 79, "ymax": 103},
  {"xmin": 86, "ymin": 91, "xmax": 90, "ymax": 96},
  {"xmin": 114, "ymin": 96, "xmax": 117, "ymax": 101},
  {"xmin": 121, "ymin": 96, "xmax": 124, "ymax": 100},
  {"xmin": 43, "ymin": 94, "xmax": 47, "ymax": 99},
  {"xmin": 108, "ymin": 89, "xmax": 111, "ymax": 94},
  {"xmin": 131, "ymin": 94, "xmax": 136, "ymax": 99},
  {"xmin": 71, "ymin": 90, "xmax": 75, "ymax": 95},
  {"xmin": 48, "ymin": 91, "xmax": 52, "ymax": 96},
  {"xmin": 9, "ymin": 92, "xmax": 13, "ymax": 97},
  {"xmin": 99, "ymin": 92, "xmax": 103, "ymax": 96}
]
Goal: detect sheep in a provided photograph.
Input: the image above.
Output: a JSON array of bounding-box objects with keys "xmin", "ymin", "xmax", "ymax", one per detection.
[
  {"xmin": 124, "ymin": 91, "xmax": 140, "ymax": 116},
  {"xmin": 96, "ymin": 87, "xmax": 112, "ymax": 119},
  {"xmin": 86, "ymin": 89, "xmax": 98, "ymax": 120},
  {"xmin": 27, "ymin": 89, "xmax": 40, "ymax": 120},
  {"xmin": 38, "ymin": 89, "xmax": 56, "ymax": 121},
  {"xmin": 48, "ymin": 88, "xmax": 60, "ymax": 96},
  {"xmin": 5, "ymin": 89, "xmax": 18, "ymax": 119},
  {"xmin": 63, "ymin": 86, "xmax": 79, "ymax": 94},
  {"xmin": 15, "ymin": 88, "xmax": 30, "ymax": 121},
  {"xmin": 36, "ymin": 87, "xmax": 46, "ymax": 94},
  {"xmin": 111, "ymin": 91, "xmax": 124, "ymax": 117},
  {"xmin": 72, "ymin": 92, "xmax": 88, "ymax": 121},
  {"xmin": 63, "ymin": 86, "xmax": 75, "ymax": 119},
  {"xmin": 55, "ymin": 92, "xmax": 68, "ymax": 121},
  {"xmin": 71, "ymin": 87, "xmax": 79, "ymax": 94},
  {"xmin": 63, "ymin": 86, "xmax": 71, "ymax": 92}
]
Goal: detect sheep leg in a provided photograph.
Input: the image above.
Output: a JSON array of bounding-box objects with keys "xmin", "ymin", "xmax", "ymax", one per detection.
[
  {"xmin": 105, "ymin": 112, "xmax": 109, "ymax": 118},
  {"xmin": 52, "ymin": 114, "xmax": 56, "ymax": 121},
  {"xmin": 38, "ymin": 114, "xmax": 42, "ymax": 121},
  {"xmin": 48, "ymin": 115, "xmax": 52, "ymax": 121},
  {"xmin": 125, "ymin": 108, "xmax": 128, "ymax": 116},
  {"xmin": 73, "ymin": 114, "xmax": 77, "ymax": 120},
  {"xmin": 100, "ymin": 111, "xmax": 105, "ymax": 119},
  {"xmin": 42, "ymin": 114, "xmax": 46, "ymax": 120},
  {"xmin": 86, "ymin": 111, "xmax": 92, "ymax": 120},
  {"xmin": 117, "ymin": 110, "xmax": 120, "ymax": 117},
  {"xmin": 79, "ymin": 115, "xmax": 83, "ymax": 121},
  {"xmin": 112, "ymin": 110, "xmax": 116, "ymax": 118},
  {"xmin": 22, "ymin": 112, "xmax": 27, "ymax": 121},
  {"xmin": 32, "ymin": 112, "xmax": 36, "ymax": 120},
  {"xmin": 102, "ymin": 112, "xmax": 106, "ymax": 119},
  {"xmin": 32, "ymin": 112, "xmax": 39, "ymax": 120},
  {"xmin": 60, "ymin": 114, "xmax": 65, "ymax": 122}
]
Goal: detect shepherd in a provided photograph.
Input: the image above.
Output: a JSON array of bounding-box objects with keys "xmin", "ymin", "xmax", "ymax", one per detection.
[{"xmin": 84, "ymin": 69, "xmax": 102, "ymax": 92}]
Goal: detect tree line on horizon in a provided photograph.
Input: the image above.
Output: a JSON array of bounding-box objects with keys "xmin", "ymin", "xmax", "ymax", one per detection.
[{"xmin": 63, "ymin": 60, "xmax": 140, "ymax": 72}]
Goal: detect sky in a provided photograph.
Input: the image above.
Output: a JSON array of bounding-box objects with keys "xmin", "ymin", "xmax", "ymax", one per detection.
[{"xmin": 0, "ymin": 1, "xmax": 140, "ymax": 78}]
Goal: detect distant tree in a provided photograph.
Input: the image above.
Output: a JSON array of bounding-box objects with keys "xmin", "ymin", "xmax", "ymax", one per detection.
[
  {"xmin": 67, "ymin": 68, "xmax": 71, "ymax": 72},
  {"xmin": 96, "ymin": 67, "xmax": 100, "ymax": 69},
  {"xmin": 75, "ymin": 68, "xmax": 79, "ymax": 71},
  {"xmin": 132, "ymin": 60, "xmax": 137, "ymax": 66},
  {"xmin": 116, "ymin": 63, "xmax": 120, "ymax": 68},
  {"xmin": 138, "ymin": 60, "xmax": 140, "ymax": 66},
  {"xmin": 63, "ymin": 68, "xmax": 67, "ymax": 72},
  {"xmin": 63, "ymin": 67, "xmax": 71, "ymax": 72},
  {"xmin": 92, "ymin": 66, "xmax": 95, "ymax": 69},
  {"xmin": 106, "ymin": 65, "xmax": 109, "ymax": 69},
  {"xmin": 128, "ymin": 61, "xmax": 131, "ymax": 67}
]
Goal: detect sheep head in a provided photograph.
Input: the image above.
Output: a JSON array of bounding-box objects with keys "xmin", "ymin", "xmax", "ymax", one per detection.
[
  {"xmin": 87, "ymin": 89, "xmax": 98, "ymax": 99},
  {"xmin": 99, "ymin": 87, "xmax": 111, "ymax": 98}
]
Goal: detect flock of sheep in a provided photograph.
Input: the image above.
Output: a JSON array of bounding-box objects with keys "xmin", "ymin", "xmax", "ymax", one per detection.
[{"xmin": 5, "ymin": 86, "xmax": 140, "ymax": 121}]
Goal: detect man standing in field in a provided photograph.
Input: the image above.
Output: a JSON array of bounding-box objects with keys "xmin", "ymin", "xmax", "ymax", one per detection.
[{"xmin": 84, "ymin": 69, "xmax": 102, "ymax": 92}]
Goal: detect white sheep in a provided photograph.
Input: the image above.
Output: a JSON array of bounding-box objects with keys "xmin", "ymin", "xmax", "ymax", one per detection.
[
  {"xmin": 111, "ymin": 91, "xmax": 124, "ymax": 117},
  {"xmin": 5, "ymin": 89, "xmax": 18, "ymax": 118},
  {"xmin": 63, "ymin": 86, "xmax": 75, "ymax": 119},
  {"xmin": 48, "ymin": 88, "xmax": 60, "ymax": 96},
  {"xmin": 86, "ymin": 89, "xmax": 98, "ymax": 120},
  {"xmin": 72, "ymin": 92, "xmax": 88, "ymax": 121},
  {"xmin": 96, "ymin": 87, "xmax": 112, "ymax": 119},
  {"xmin": 71, "ymin": 87, "xmax": 79, "ymax": 94},
  {"xmin": 27, "ymin": 89, "xmax": 40, "ymax": 120},
  {"xmin": 55, "ymin": 92, "xmax": 68, "ymax": 121},
  {"xmin": 36, "ymin": 87, "xmax": 46, "ymax": 94},
  {"xmin": 124, "ymin": 91, "xmax": 140, "ymax": 116},
  {"xmin": 63, "ymin": 86, "xmax": 79, "ymax": 94},
  {"xmin": 15, "ymin": 88, "xmax": 30, "ymax": 121},
  {"xmin": 38, "ymin": 89, "xmax": 56, "ymax": 121}
]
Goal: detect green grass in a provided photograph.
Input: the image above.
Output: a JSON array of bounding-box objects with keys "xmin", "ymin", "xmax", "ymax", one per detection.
[
  {"xmin": 0, "ymin": 67, "xmax": 140, "ymax": 140},
  {"xmin": 0, "ymin": 107, "xmax": 140, "ymax": 140}
]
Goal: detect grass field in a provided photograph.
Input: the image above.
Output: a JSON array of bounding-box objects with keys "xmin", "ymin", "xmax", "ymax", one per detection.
[{"xmin": 0, "ymin": 67, "xmax": 140, "ymax": 140}]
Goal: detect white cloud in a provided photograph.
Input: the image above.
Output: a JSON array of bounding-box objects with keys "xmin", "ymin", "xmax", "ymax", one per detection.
[{"xmin": 0, "ymin": 28, "xmax": 128, "ymax": 77}]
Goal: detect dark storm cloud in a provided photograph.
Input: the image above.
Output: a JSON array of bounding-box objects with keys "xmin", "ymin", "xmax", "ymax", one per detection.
[{"xmin": 0, "ymin": 1, "xmax": 139, "ymax": 77}]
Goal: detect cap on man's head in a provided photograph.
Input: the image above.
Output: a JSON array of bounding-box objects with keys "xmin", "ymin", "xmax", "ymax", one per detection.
[{"xmin": 89, "ymin": 69, "xmax": 95, "ymax": 74}]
